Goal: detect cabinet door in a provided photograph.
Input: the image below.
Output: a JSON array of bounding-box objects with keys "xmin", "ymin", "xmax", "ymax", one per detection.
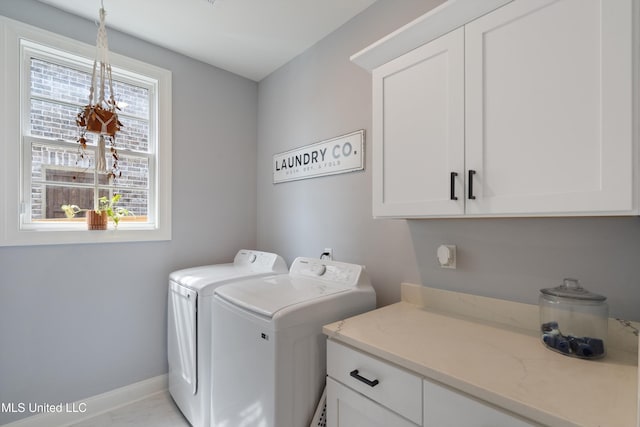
[
  {"xmin": 465, "ymin": 0, "xmax": 634, "ymax": 215},
  {"xmin": 372, "ymin": 27, "xmax": 464, "ymax": 218},
  {"xmin": 326, "ymin": 378, "xmax": 418, "ymax": 427},
  {"xmin": 423, "ymin": 379, "xmax": 539, "ymax": 427}
]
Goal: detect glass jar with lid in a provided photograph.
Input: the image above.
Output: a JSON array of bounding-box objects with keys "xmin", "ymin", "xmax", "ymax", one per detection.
[{"xmin": 539, "ymin": 278, "xmax": 608, "ymax": 359}]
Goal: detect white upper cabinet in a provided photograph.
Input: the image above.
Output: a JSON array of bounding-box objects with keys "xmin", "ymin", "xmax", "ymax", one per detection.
[
  {"xmin": 464, "ymin": 0, "xmax": 634, "ymax": 216},
  {"xmin": 359, "ymin": 0, "xmax": 636, "ymax": 218},
  {"xmin": 372, "ymin": 28, "xmax": 464, "ymax": 217}
]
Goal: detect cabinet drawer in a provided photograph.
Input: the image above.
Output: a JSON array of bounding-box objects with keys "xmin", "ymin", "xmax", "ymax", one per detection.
[{"xmin": 327, "ymin": 340, "xmax": 422, "ymax": 425}]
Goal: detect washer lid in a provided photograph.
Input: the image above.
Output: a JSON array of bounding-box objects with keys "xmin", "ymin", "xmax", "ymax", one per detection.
[
  {"xmin": 169, "ymin": 250, "xmax": 288, "ymax": 293},
  {"xmin": 215, "ymin": 275, "xmax": 351, "ymax": 318},
  {"xmin": 170, "ymin": 263, "xmax": 248, "ymax": 290}
]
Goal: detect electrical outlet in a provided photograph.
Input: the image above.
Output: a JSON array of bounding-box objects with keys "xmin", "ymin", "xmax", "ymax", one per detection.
[{"xmin": 437, "ymin": 245, "xmax": 456, "ymax": 269}]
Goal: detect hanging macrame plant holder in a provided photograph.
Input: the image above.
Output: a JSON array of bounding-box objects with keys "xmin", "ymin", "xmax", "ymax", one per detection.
[{"xmin": 76, "ymin": 6, "xmax": 122, "ymax": 179}]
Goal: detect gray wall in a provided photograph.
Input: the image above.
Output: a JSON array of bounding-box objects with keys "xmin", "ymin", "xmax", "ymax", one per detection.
[
  {"xmin": 1, "ymin": 0, "xmax": 639, "ymax": 424},
  {"xmin": 0, "ymin": 1, "xmax": 258, "ymax": 424},
  {"xmin": 257, "ymin": 0, "xmax": 640, "ymax": 318}
]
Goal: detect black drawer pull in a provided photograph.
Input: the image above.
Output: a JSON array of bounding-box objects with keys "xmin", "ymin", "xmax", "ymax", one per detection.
[
  {"xmin": 450, "ymin": 172, "xmax": 458, "ymax": 200},
  {"xmin": 468, "ymin": 170, "xmax": 476, "ymax": 200},
  {"xmin": 350, "ymin": 369, "xmax": 379, "ymax": 387}
]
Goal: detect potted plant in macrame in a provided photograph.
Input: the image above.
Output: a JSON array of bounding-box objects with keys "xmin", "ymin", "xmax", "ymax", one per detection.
[
  {"xmin": 76, "ymin": 5, "xmax": 123, "ymax": 180},
  {"xmin": 62, "ymin": 194, "xmax": 133, "ymax": 230}
]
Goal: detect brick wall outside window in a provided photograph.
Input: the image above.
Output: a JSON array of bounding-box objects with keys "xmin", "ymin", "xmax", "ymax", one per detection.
[{"xmin": 29, "ymin": 58, "xmax": 150, "ymax": 219}]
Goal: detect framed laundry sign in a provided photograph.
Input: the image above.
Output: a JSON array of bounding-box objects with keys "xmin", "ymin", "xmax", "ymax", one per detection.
[{"xmin": 273, "ymin": 130, "xmax": 364, "ymax": 184}]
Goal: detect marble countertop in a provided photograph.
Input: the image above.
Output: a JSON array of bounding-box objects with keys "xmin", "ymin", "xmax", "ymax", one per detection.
[{"xmin": 323, "ymin": 284, "xmax": 639, "ymax": 427}]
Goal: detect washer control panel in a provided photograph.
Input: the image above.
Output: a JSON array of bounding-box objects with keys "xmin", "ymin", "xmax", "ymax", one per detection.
[
  {"xmin": 234, "ymin": 250, "xmax": 288, "ymax": 272},
  {"xmin": 291, "ymin": 257, "xmax": 363, "ymax": 287}
]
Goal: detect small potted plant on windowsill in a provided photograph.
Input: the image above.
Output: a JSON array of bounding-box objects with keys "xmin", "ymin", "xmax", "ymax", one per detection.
[{"xmin": 61, "ymin": 194, "xmax": 133, "ymax": 230}]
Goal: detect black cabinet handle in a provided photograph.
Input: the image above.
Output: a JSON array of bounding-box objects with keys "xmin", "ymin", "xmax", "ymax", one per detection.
[
  {"xmin": 450, "ymin": 172, "xmax": 458, "ymax": 200},
  {"xmin": 468, "ymin": 170, "xmax": 476, "ymax": 200},
  {"xmin": 349, "ymin": 369, "xmax": 379, "ymax": 387}
]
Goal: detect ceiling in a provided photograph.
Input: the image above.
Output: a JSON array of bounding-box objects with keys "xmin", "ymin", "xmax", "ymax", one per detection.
[{"xmin": 35, "ymin": 0, "xmax": 377, "ymax": 82}]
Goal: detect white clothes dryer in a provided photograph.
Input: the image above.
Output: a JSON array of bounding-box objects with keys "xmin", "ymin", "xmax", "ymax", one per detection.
[
  {"xmin": 211, "ymin": 257, "xmax": 376, "ymax": 427},
  {"xmin": 168, "ymin": 249, "xmax": 287, "ymax": 427}
]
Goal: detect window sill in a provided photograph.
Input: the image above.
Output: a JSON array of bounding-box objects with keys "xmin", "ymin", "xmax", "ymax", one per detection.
[{"xmin": 3, "ymin": 223, "xmax": 170, "ymax": 246}]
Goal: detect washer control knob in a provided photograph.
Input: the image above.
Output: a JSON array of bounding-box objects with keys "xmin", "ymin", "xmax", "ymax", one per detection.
[
  {"xmin": 314, "ymin": 264, "xmax": 327, "ymax": 276},
  {"xmin": 249, "ymin": 254, "xmax": 257, "ymax": 263}
]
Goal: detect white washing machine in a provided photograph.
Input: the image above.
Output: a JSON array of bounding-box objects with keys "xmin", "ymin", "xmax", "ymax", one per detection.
[
  {"xmin": 211, "ymin": 257, "xmax": 376, "ymax": 427},
  {"xmin": 168, "ymin": 249, "xmax": 287, "ymax": 427}
]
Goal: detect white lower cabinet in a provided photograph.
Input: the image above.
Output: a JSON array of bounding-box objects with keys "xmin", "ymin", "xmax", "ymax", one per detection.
[
  {"xmin": 423, "ymin": 379, "xmax": 540, "ymax": 427},
  {"xmin": 327, "ymin": 340, "xmax": 539, "ymax": 427},
  {"xmin": 326, "ymin": 340, "xmax": 422, "ymax": 426},
  {"xmin": 327, "ymin": 378, "xmax": 418, "ymax": 427}
]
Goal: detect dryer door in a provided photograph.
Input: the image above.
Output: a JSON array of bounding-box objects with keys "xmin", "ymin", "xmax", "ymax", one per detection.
[{"xmin": 168, "ymin": 281, "xmax": 198, "ymax": 395}]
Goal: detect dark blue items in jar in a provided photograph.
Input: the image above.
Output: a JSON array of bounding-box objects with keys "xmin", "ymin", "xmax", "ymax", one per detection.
[{"xmin": 539, "ymin": 279, "xmax": 608, "ymax": 359}]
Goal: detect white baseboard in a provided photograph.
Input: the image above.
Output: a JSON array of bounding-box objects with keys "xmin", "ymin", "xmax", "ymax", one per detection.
[{"xmin": 3, "ymin": 374, "xmax": 167, "ymax": 427}]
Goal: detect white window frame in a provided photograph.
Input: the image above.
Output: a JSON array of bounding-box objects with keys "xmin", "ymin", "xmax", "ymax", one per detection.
[{"xmin": 0, "ymin": 16, "xmax": 172, "ymax": 246}]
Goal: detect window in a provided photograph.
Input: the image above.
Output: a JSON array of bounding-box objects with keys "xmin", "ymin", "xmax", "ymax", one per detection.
[
  {"xmin": 0, "ymin": 16, "xmax": 171, "ymax": 246},
  {"xmin": 25, "ymin": 50, "xmax": 152, "ymax": 225}
]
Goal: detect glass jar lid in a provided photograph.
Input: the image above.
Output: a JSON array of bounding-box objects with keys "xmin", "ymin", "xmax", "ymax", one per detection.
[{"xmin": 540, "ymin": 278, "xmax": 606, "ymax": 301}]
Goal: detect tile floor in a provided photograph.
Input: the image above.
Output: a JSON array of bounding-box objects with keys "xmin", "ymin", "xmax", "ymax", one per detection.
[{"xmin": 68, "ymin": 391, "xmax": 189, "ymax": 427}]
